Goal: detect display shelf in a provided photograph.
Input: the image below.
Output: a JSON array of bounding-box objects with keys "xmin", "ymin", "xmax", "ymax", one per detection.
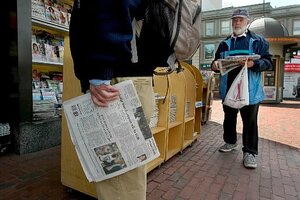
[
  {"xmin": 185, "ymin": 117, "xmax": 194, "ymax": 123},
  {"xmin": 165, "ymin": 71, "xmax": 186, "ymax": 160},
  {"xmin": 180, "ymin": 62, "xmax": 203, "ymax": 140},
  {"xmin": 169, "ymin": 121, "xmax": 183, "ymax": 129},
  {"xmin": 182, "ymin": 64, "xmax": 196, "ymax": 150},
  {"xmin": 151, "ymin": 126, "xmax": 166, "ymax": 135},
  {"xmin": 182, "ymin": 120, "xmax": 194, "ymax": 149},
  {"xmin": 5, "ymin": 0, "xmax": 72, "ymax": 154},
  {"xmin": 32, "ymin": 17, "xmax": 69, "ymax": 33},
  {"xmin": 146, "ymin": 129, "xmax": 166, "ymax": 171},
  {"xmin": 33, "ymin": 60, "xmax": 64, "ymax": 66},
  {"xmin": 60, "ymin": 57, "xmax": 201, "ymax": 197},
  {"xmin": 166, "ymin": 125, "xmax": 183, "ymax": 160},
  {"xmin": 145, "ymin": 74, "xmax": 169, "ymax": 171},
  {"xmin": 146, "ymin": 129, "xmax": 166, "ymax": 172},
  {"xmin": 166, "ymin": 126, "xmax": 183, "ymax": 160},
  {"xmin": 31, "ymin": 24, "xmax": 65, "ymax": 121}
]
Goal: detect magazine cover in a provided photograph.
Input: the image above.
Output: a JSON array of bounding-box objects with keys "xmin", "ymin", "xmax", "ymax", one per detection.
[
  {"xmin": 45, "ymin": 4, "xmax": 60, "ymax": 24},
  {"xmin": 58, "ymin": 10, "xmax": 68, "ymax": 26},
  {"xmin": 44, "ymin": 43, "xmax": 57, "ymax": 63},
  {"xmin": 32, "ymin": 41, "xmax": 43, "ymax": 62},
  {"xmin": 32, "ymin": 0, "xmax": 46, "ymax": 20},
  {"xmin": 58, "ymin": 45, "xmax": 64, "ymax": 62},
  {"xmin": 35, "ymin": 33, "xmax": 47, "ymax": 60}
]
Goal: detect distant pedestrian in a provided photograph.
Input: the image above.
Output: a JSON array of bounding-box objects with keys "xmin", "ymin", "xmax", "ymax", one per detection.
[{"xmin": 211, "ymin": 8, "xmax": 273, "ymax": 169}]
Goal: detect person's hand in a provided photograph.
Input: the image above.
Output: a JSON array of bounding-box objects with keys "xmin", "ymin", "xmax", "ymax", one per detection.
[
  {"xmin": 211, "ymin": 61, "xmax": 219, "ymax": 71},
  {"xmin": 89, "ymin": 84, "xmax": 119, "ymax": 107},
  {"xmin": 239, "ymin": 58, "xmax": 254, "ymax": 68}
]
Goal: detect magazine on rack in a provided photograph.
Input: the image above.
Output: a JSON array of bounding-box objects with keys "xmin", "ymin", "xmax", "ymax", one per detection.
[
  {"xmin": 218, "ymin": 54, "xmax": 261, "ymax": 75},
  {"xmin": 63, "ymin": 80, "xmax": 160, "ymax": 182}
]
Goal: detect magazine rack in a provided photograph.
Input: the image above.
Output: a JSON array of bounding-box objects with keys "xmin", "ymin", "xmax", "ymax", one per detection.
[
  {"xmin": 181, "ymin": 67, "xmax": 196, "ymax": 149},
  {"xmin": 146, "ymin": 74, "xmax": 169, "ymax": 172},
  {"xmin": 4, "ymin": 0, "xmax": 73, "ymax": 154},
  {"xmin": 61, "ymin": 60, "xmax": 201, "ymax": 197},
  {"xmin": 164, "ymin": 71, "xmax": 186, "ymax": 160},
  {"xmin": 181, "ymin": 62, "xmax": 203, "ymax": 140}
]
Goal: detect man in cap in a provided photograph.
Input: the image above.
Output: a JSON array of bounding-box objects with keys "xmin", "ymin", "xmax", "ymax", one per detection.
[{"xmin": 211, "ymin": 8, "xmax": 273, "ymax": 169}]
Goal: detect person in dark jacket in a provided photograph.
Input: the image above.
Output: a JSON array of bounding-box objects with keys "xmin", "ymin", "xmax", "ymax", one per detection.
[
  {"xmin": 211, "ymin": 8, "xmax": 273, "ymax": 169},
  {"xmin": 69, "ymin": 1, "xmax": 156, "ymax": 199}
]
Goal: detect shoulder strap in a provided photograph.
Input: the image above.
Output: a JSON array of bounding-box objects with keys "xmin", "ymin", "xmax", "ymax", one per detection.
[{"xmin": 170, "ymin": 0, "xmax": 182, "ymax": 49}]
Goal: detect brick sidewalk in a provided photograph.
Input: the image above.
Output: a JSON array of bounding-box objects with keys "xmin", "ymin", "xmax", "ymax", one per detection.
[
  {"xmin": 211, "ymin": 99, "xmax": 300, "ymax": 149},
  {"xmin": 146, "ymin": 99, "xmax": 300, "ymax": 200},
  {"xmin": 0, "ymin": 99, "xmax": 299, "ymax": 199},
  {"xmin": 147, "ymin": 121, "xmax": 300, "ymax": 200}
]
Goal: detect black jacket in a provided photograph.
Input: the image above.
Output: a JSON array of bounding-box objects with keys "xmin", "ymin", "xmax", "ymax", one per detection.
[{"xmin": 69, "ymin": 0, "xmax": 155, "ymax": 92}]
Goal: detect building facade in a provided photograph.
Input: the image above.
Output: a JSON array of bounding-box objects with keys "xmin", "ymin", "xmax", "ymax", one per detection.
[{"xmin": 195, "ymin": 3, "xmax": 300, "ymax": 70}]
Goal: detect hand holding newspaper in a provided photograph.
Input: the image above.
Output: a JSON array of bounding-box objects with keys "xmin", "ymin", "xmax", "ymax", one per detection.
[
  {"xmin": 218, "ymin": 54, "xmax": 260, "ymax": 75},
  {"xmin": 63, "ymin": 80, "xmax": 160, "ymax": 182}
]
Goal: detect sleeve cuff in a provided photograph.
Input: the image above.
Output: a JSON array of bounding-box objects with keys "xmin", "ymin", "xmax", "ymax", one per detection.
[{"xmin": 89, "ymin": 79, "xmax": 111, "ymax": 86}]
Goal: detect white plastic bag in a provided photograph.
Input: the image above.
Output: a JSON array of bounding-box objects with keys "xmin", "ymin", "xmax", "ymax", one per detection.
[{"xmin": 223, "ymin": 63, "xmax": 249, "ymax": 109}]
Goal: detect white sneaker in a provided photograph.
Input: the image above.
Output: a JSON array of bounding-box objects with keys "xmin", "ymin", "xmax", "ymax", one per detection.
[
  {"xmin": 219, "ymin": 143, "xmax": 238, "ymax": 152},
  {"xmin": 243, "ymin": 152, "xmax": 257, "ymax": 169}
]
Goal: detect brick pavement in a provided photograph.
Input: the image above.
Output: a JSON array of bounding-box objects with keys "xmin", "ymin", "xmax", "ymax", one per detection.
[
  {"xmin": 211, "ymin": 99, "xmax": 300, "ymax": 149},
  {"xmin": 0, "ymin": 99, "xmax": 299, "ymax": 200},
  {"xmin": 146, "ymin": 99, "xmax": 300, "ymax": 200}
]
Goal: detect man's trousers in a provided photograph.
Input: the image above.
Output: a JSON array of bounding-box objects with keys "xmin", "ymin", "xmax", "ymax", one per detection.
[
  {"xmin": 95, "ymin": 76, "xmax": 155, "ymax": 200},
  {"xmin": 222, "ymin": 103, "xmax": 259, "ymax": 155}
]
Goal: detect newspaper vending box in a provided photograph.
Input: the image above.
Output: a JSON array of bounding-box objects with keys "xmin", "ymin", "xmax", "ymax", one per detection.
[{"xmin": 262, "ymin": 56, "xmax": 284, "ymax": 103}]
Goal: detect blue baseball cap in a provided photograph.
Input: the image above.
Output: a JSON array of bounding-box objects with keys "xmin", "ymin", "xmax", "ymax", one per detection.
[{"xmin": 231, "ymin": 8, "xmax": 249, "ymax": 19}]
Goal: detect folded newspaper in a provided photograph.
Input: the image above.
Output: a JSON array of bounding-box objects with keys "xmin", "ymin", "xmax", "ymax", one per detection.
[
  {"xmin": 63, "ymin": 80, "xmax": 160, "ymax": 182},
  {"xmin": 218, "ymin": 54, "xmax": 261, "ymax": 75}
]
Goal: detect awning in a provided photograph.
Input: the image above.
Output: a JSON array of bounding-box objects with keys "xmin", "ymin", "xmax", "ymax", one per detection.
[{"xmin": 267, "ymin": 37, "xmax": 300, "ymax": 43}]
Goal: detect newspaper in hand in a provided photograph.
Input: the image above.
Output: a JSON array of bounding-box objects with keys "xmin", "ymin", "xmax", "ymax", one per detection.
[
  {"xmin": 218, "ymin": 54, "xmax": 261, "ymax": 76},
  {"xmin": 63, "ymin": 80, "xmax": 160, "ymax": 182}
]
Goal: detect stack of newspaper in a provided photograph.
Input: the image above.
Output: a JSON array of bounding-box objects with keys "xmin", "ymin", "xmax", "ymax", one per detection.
[
  {"xmin": 63, "ymin": 80, "xmax": 160, "ymax": 182},
  {"xmin": 149, "ymin": 93, "xmax": 164, "ymax": 128},
  {"xmin": 169, "ymin": 95, "xmax": 177, "ymax": 123},
  {"xmin": 0, "ymin": 123, "xmax": 10, "ymax": 137},
  {"xmin": 218, "ymin": 55, "xmax": 261, "ymax": 75}
]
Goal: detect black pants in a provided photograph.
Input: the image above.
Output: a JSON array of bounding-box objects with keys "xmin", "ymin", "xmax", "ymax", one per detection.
[{"xmin": 222, "ymin": 103, "xmax": 259, "ymax": 155}]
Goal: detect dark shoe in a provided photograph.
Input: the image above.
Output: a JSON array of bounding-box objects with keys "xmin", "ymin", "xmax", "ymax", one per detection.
[
  {"xmin": 243, "ymin": 152, "xmax": 257, "ymax": 169},
  {"xmin": 219, "ymin": 143, "xmax": 238, "ymax": 152}
]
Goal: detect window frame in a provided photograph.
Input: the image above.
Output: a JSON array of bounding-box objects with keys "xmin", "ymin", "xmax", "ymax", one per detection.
[
  {"xmin": 205, "ymin": 21, "xmax": 215, "ymax": 36},
  {"xmin": 220, "ymin": 20, "xmax": 231, "ymax": 35},
  {"xmin": 204, "ymin": 43, "xmax": 215, "ymax": 60},
  {"xmin": 292, "ymin": 19, "xmax": 300, "ymax": 35}
]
